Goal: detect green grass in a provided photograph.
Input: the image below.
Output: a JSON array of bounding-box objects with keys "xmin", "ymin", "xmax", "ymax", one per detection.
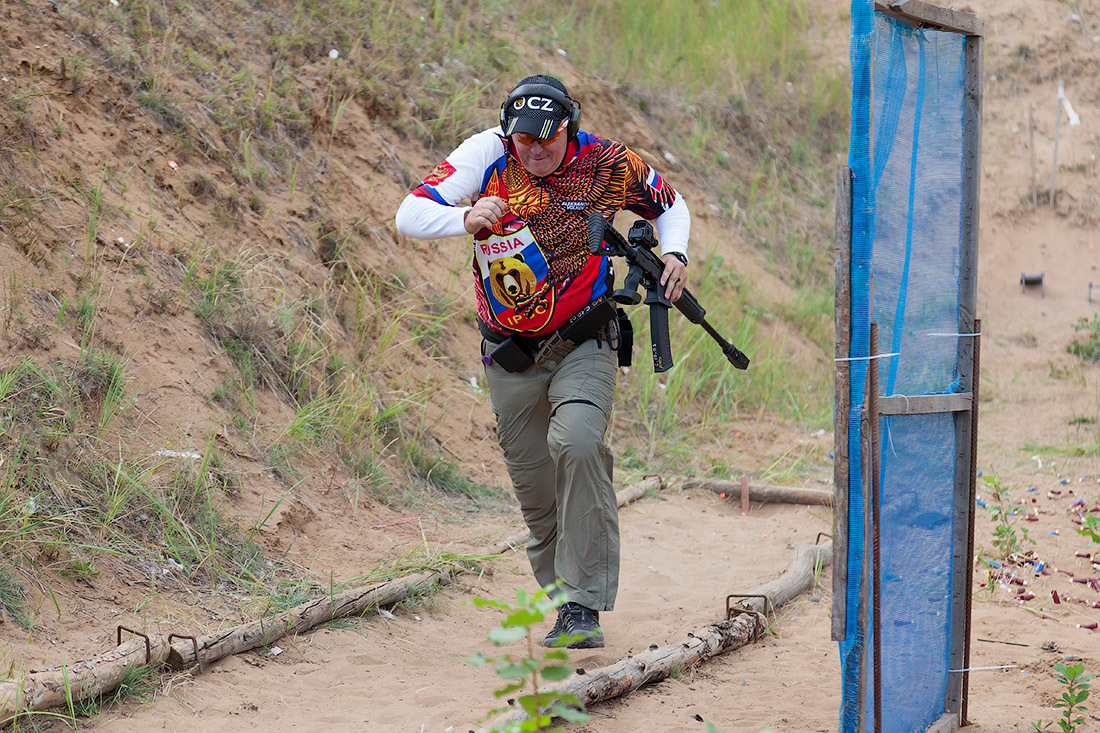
[
  {"xmin": 0, "ymin": 184, "xmax": 45, "ymax": 261},
  {"xmin": 612, "ymin": 248, "xmax": 832, "ymax": 466},
  {"xmin": 401, "ymin": 439, "xmax": 499, "ymax": 501},
  {"xmin": 77, "ymin": 349, "xmax": 128, "ymax": 428},
  {"xmin": 1020, "ymin": 441, "xmax": 1100, "ymax": 459},
  {"xmin": 0, "ymin": 568, "xmax": 32, "ymax": 628},
  {"xmin": 67, "ymin": 448, "xmax": 266, "ymax": 586},
  {"xmin": 1068, "ymin": 313, "xmax": 1100, "ymax": 362},
  {"xmin": 777, "ymin": 285, "xmax": 834, "ymax": 352},
  {"xmin": 73, "ymin": 663, "xmax": 157, "ymax": 718},
  {"xmin": 539, "ymin": 0, "xmax": 812, "ymax": 96}
]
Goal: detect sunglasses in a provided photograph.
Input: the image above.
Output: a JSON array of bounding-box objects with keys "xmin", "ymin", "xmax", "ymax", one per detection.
[{"xmin": 511, "ymin": 120, "xmax": 567, "ymax": 147}]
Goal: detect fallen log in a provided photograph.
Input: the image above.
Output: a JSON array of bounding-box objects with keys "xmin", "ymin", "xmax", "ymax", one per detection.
[
  {"xmin": 165, "ymin": 569, "xmax": 446, "ymax": 668},
  {"xmin": 682, "ymin": 478, "xmax": 832, "ymax": 506},
  {"xmin": 484, "ymin": 541, "xmax": 832, "ymax": 731},
  {"xmin": 0, "ymin": 478, "xmax": 663, "ymax": 727},
  {"xmin": 0, "ymin": 636, "xmax": 173, "ymax": 727}
]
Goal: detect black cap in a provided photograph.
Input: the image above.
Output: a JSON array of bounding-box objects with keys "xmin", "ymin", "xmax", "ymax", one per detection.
[{"xmin": 502, "ymin": 95, "xmax": 569, "ymax": 138}]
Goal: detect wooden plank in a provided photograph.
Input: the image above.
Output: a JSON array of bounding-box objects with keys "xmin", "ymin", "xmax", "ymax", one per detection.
[
  {"xmin": 960, "ymin": 36, "xmax": 983, "ymax": 322},
  {"xmin": 874, "ymin": 0, "xmax": 983, "ymax": 36},
  {"xmin": 956, "ymin": 30, "xmax": 984, "ymax": 724},
  {"xmin": 948, "ymin": 389, "xmax": 973, "ymax": 718},
  {"xmin": 878, "ymin": 393, "xmax": 972, "ymax": 415},
  {"xmin": 832, "ymin": 165, "xmax": 853, "ymax": 642}
]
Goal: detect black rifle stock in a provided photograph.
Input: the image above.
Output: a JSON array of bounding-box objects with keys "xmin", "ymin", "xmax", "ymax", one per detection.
[{"xmin": 587, "ymin": 212, "xmax": 750, "ymax": 373}]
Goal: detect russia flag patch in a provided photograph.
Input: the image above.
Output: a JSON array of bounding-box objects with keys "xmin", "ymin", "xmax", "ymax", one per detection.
[{"xmin": 646, "ymin": 165, "xmax": 664, "ymax": 192}]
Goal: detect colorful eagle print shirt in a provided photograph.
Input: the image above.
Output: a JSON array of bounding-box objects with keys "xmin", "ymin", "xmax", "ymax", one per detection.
[{"xmin": 407, "ymin": 128, "xmax": 685, "ymax": 337}]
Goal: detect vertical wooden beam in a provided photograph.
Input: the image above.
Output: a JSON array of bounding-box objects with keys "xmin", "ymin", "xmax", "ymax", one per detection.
[
  {"xmin": 957, "ymin": 35, "xmax": 984, "ymax": 721},
  {"xmin": 832, "ymin": 166, "xmax": 854, "ymax": 642},
  {"xmin": 946, "ymin": 28, "xmax": 983, "ymax": 726}
]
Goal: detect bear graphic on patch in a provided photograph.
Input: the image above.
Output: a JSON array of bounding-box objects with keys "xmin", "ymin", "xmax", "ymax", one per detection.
[{"xmin": 488, "ymin": 254, "xmax": 539, "ymax": 312}]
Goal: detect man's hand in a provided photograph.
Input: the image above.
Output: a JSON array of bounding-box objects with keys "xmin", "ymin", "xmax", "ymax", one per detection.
[
  {"xmin": 659, "ymin": 253, "xmax": 688, "ymax": 302},
  {"xmin": 464, "ymin": 196, "xmax": 507, "ymax": 234}
]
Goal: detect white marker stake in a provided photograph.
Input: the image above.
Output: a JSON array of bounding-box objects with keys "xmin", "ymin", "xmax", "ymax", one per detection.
[{"xmin": 1052, "ymin": 82, "xmax": 1063, "ymax": 206}]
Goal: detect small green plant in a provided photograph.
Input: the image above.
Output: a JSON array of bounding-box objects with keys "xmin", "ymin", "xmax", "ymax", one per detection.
[
  {"xmin": 77, "ymin": 349, "xmax": 127, "ymax": 426},
  {"xmin": 1052, "ymin": 661, "xmax": 1094, "ymax": 733},
  {"xmin": 64, "ymin": 54, "xmax": 90, "ymax": 85},
  {"xmin": 1078, "ymin": 514, "xmax": 1100, "ymax": 545},
  {"xmin": 982, "ymin": 472, "xmax": 1033, "ymax": 560},
  {"xmin": 1067, "ymin": 313, "xmax": 1100, "ymax": 363},
  {"xmin": 468, "ymin": 586, "xmax": 590, "ymax": 732}
]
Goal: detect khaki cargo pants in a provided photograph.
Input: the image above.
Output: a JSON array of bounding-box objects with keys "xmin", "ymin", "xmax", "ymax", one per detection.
[{"xmin": 483, "ymin": 336, "xmax": 619, "ymax": 611}]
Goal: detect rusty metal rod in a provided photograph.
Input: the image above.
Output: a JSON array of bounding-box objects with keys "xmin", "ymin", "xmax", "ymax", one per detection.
[
  {"xmin": 116, "ymin": 626, "xmax": 151, "ymax": 665},
  {"xmin": 870, "ymin": 323, "xmax": 882, "ymax": 733}
]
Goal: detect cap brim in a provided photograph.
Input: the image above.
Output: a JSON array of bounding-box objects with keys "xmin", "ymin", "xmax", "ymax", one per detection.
[{"xmin": 505, "ymin": 116, "xmax": 566, "ymax": 138}]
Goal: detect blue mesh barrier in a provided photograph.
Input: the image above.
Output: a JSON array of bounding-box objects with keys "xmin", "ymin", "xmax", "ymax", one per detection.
[
  {"xmin": 842, "ymin": 5, "xmax": 968, "ymax": 731},
  {"xmin": 879, "ymin": 413, "xmax": 957, "ymax": 731}
]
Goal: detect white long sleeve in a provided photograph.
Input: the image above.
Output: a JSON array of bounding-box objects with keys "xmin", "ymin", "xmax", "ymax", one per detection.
[
  {"xmin": 394, "ymin": 194, "xmax": 470, "ymax": 239},
  {"xmin": 394, "ymin": 128, "xmax": 506, "ymax": 240},
  {"xmin": 654, "ymin": 192, "xmax": 691, "ymax": 257}
]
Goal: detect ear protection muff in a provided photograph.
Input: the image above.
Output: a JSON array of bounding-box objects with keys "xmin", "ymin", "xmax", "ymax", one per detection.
[{"xmin": 499, "ymin": 82, "xmax": 582, "ymax": 141}]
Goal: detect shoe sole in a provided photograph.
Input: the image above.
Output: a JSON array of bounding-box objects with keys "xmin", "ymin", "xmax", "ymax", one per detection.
[{"xmin": 565, "ymin": 635, "xmax": 604, "ymax": 649}]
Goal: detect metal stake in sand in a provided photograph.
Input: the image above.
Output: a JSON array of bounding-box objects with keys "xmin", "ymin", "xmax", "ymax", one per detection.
[
  {"xmin": 869, "ymin": 322, "xmax": 882, "ymax": 733},
  {"xmin": 1051, "ymin": 82, "xmax": 1063, "ymax": 206},
  {"xmin": 1029, "ymin": 105, "xmax": 1036, "ymax": 206}
]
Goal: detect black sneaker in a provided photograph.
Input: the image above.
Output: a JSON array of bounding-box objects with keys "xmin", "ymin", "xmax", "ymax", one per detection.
[
  {"xmin": 542, "ymin": 608, "xmax": 567, "ymax": 647},
  {"xmin": 556, "ymin": 602, "xmax": 604, "ymax": 649}
]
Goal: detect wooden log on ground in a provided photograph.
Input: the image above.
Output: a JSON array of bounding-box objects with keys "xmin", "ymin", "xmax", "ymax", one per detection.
[
  {"xmin": 0, "ymin": 479, "xmax": 662, "ymax": 727},
  {"xmin": 0, "ymin": 637, "xmax": 172, "ymax": 727},
  {"xmin": 165, "ymin": 569, "xmax": 446, "ymax": 668},
  {"xmin": 485, "ymin": 542, "xmax": 832, "ymax": 731},
  {"xmin": 682, "ymin": 478, "xmax": 832, "ymax": 506}
]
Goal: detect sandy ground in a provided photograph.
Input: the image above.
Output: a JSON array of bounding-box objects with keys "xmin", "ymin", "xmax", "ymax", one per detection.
[
  {"xmin": 87, "ymin": 491, "xmax": 838, "ymax": 733},
  {"xmin": 5, "ymin": 0, "xmax": 1100, "ymax": 731}
]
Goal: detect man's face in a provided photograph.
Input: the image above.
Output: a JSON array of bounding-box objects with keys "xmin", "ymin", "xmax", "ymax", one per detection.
[{"xmin": 510, "ymin": 121, "xmax": 569, "ymax": 178}]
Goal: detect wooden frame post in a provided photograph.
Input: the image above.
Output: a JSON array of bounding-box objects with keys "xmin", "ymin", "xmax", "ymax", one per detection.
[{"xmin": 832, "ymin": 166, "xmax": 854, "ymax": 642}]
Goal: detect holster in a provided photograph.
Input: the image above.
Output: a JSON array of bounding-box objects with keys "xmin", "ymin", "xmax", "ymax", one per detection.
[{"xmin": 481, "ymin": 298, "xmax": 619, "ymax": 373}]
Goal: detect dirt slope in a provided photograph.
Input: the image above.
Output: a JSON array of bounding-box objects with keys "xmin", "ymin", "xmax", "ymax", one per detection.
[
  {"xmin": 3, "ymin": 0, "xmax": 1100, "ymax": 731},
  {"xmin": 96, "ymin": 1, "xmax": 1100, "ymax": 730},
  {"xmin": 2, "ymin": 0, "xmax": 836, "ymax": 728}
]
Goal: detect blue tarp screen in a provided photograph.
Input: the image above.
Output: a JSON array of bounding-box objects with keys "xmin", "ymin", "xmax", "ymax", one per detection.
[{"xmin": 841, "ymin": 5, "xmax": 968, "ymax": 731}]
